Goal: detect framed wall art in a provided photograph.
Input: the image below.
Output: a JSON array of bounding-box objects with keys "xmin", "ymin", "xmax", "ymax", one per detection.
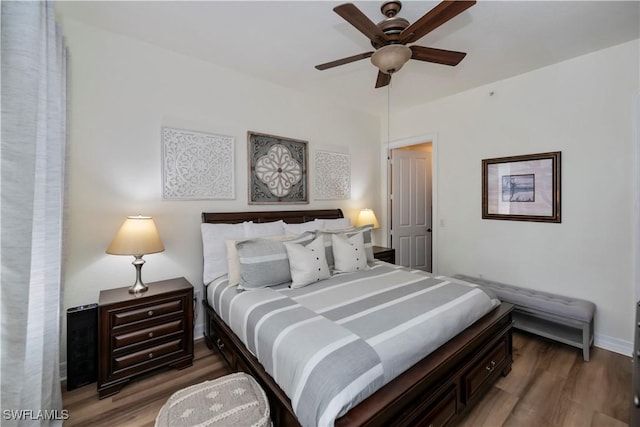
[
  {"xmin": 162, "ymin": 127, "xmax": 234, "ymax": 200},
  {"xmin": 314, "ymin": 150, "xmax": 351, "ymax": 200},
  {"xmin": 482, "ymin": 151, "xmax": 561, "ymax": 222},
  {"xmin": 248, "ymin": 131, "xmax": 308, "ymax": 204}
]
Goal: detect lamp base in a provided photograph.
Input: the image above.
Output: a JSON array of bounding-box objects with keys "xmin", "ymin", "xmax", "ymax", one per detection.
[{"xmin": 129, "ymin": 255, "xmax": 148, "ymax": 294}]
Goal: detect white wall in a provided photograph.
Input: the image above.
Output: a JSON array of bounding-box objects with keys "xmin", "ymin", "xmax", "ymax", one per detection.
[
  {"xmin": 60, "ymin": 19, "xmax": 381, "ymax": 365},
  {"xmin": 385, "ymin": 40, "xmax": 639, "ymax": 354}
]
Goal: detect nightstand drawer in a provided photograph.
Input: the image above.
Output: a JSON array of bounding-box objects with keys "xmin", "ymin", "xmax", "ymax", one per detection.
[
  {"xmin": 112, "ymin": 299, "xmax": 183, "ymax": 326},
  {"xmin": 113, "ymin": 338, "xmax": 183, "ymax": 371},
  {"xmin": 113, "ymin": 319, "xmax": 184, "ymax": 349}
]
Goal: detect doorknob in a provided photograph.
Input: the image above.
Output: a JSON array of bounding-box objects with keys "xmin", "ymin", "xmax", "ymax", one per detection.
[{"xmin": 427, "ymin": 228, "xmax": 432, "ymax": 233}]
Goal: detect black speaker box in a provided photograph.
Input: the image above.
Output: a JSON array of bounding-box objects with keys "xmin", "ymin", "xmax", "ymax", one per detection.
[{"xmin": 66, "ymin": 303, "xmax": 98, "ymax": 391}]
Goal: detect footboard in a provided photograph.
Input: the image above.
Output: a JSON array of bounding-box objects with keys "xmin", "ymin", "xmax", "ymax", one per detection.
[{"xmin": 203, "ymin": 299, "xmax": 514, "ymax": 427}]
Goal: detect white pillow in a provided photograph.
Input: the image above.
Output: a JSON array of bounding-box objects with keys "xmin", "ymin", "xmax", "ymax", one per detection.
[
  {"xmin": 323, "ymin": 218, "xmax": 352, "ymax": 230},
  {"xmin": 331, "ymin": 232, "xmax": 369, "ymax": 273},
  {"xmin": 284, "ymin": 235, "xmax": 330, "ymax": 288},
  {"xmin": 244, "ymin": 220, "xmax": 285, "ymax": 237},
  {"xmin": 201, "ymin": 222, "xmax": 247, "ymax": 285},
  {"xmin": 225, "ymin": 239, "xmax": 242, "ymax": 287},
  {"xmin": 283, "ymin": 219, "xmax": 324, "ymax": 234}
]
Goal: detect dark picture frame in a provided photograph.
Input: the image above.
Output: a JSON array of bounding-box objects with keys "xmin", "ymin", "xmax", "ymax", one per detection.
[
  {"xmin": 482, "ymin": 151, "xmax": 561, "ymax": 222},
  {"xmin": 248, "ymin": 131, "xmax": 308, "ymax": 204}
]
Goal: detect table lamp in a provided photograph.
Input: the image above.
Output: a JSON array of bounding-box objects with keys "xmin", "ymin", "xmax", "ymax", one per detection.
[
  {"xmin": 106, "ymin": 215, "xmax": 165, "ymax": 293},
  {"xmin": 355, "ymin": 208, "xmax": 380, "ymax": 229}
]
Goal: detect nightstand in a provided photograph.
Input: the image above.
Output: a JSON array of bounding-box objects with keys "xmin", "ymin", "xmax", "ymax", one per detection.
[
  {"xmin": 373, "ymin": 246, "xmax": 395, "ymax": 264},
  {"xmin": 97, "ymin": 277, "xmax": 194, "ymax": 398}
]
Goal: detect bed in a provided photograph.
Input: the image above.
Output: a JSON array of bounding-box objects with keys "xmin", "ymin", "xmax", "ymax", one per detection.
[{"xmin": 201, "ymin": 209, "xmax": 513, "ymax": 427}]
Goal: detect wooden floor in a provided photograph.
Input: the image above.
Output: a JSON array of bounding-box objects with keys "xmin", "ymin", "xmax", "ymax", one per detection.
[{"xmin": 62, "ymin": 331, "xmax": 632, "ymax": 426}]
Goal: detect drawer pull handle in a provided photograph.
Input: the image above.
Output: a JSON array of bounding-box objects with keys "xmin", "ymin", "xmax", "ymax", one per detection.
[
  {"xmin": 216, "ymin": 338, "xmax": 225, "ymax": 350},
  {"xmin": 148, "ymin": 332, "xmax": 153, "ymax": 338},
  {"xmin": 148, "ymin": 310, "xmax": 154, "ymax": 317},
  {"xmin": 148, "ymin": 352, "xmax": 154, "ymax": 359},
  {"xmin": 635, "ymin": 395, "xmax": 640, "ymax": 408},
  {"xmin": 485, "ymin": 360, "xmax": 496, "ymax": 372}
]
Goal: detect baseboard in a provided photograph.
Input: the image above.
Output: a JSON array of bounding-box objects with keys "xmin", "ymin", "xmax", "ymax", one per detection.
[
  {"xmin": 194, "ymin": 322, "xmax": 205, "ymax": 344},
  {"xmin": 595, "ymin": 333, "xmax": 632, "ymax": 357}
]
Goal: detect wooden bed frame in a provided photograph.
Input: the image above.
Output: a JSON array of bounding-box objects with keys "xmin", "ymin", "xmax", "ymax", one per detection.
[{"xmin": 201, "ymin": 209, "xmax": 514, "ymax": 427}]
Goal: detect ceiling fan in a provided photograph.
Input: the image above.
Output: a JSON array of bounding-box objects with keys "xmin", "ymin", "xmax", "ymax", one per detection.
[{"xmin": 315, "ymin": 0, "xmax": 476, "ymax": 88}]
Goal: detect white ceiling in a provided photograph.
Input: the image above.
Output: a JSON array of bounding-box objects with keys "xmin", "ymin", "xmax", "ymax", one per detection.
[{"xmin": 55, "ymin": 1, "xmax": 639, "ymax": 116}]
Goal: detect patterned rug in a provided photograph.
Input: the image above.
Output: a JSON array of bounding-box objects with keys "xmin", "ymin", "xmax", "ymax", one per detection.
[{"xmin": 155, "ymin": 372, "xmax": 271, "ymax": 427}]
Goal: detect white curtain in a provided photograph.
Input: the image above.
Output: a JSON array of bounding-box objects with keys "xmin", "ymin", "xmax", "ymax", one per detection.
[{"xmin": 1, "ymin": 1, "xmax": 68, "ymax": 426}]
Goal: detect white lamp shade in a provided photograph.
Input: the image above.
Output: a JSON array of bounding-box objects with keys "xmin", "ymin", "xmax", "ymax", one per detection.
[
  {"xmin": 355, "ymin": 209, "xmax": 380, "ymax": 229},
  {"xmin": 106, "ymin": 216, "xmax": 165, "ymax": 256}
]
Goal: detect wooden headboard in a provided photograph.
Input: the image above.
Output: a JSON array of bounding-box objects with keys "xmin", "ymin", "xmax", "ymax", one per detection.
[{"xmin": 201, "ymin": 209, "xmax": 344, "ymax": 224}]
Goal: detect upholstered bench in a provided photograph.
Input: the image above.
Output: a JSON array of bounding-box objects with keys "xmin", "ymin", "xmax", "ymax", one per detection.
[
  {"xmin": 155, "ymin": 372, "xmax": 271, "ymax": 427},
  {"xmin": 453, "ymin": 274, "xmax": 595, "ymax": 361}
]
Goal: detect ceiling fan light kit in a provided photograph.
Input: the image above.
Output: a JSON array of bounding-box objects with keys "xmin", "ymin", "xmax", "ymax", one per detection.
[
  {"xmin": 371, "ymin": 44, "xmax": 412, "ymax": 75},
  {"xmin": 315, "ymin": 0, "xmax": 476, "ymax": 88}
]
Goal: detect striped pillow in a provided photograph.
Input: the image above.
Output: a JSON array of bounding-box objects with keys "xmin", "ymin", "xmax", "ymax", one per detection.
[{"xmin": 236, "ymin": 232, "xmax": 315, "ymax": 290}]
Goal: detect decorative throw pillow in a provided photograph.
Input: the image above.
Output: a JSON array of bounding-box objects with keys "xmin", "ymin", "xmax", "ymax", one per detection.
[
  {"xmin": 201, "ymin": 222, "xmax": 248, "ymax": 285},
  {"xmin": 236, "ymin": 232, "xmax": 315, "ymax": 290},
  {"xmin": 227, "ymin": 234, "xmax": 293, "ymax": 287},
  {"xmin": 332, "ymin": 232, "xmax": 369, "ymax": 273},
  {"xmin": 316, "ymin": 225, "xmax": 375, "ymax": 269},
  {"xmin": 284, "ymin": 235, "xmax": 330, "ymax": 289}
]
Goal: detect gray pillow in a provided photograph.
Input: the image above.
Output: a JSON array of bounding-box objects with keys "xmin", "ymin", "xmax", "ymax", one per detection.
[
  {"xmin": 236, "ymin": 232, "xmax": 315, "ymax": 290},
  {"xmin": 316, "ymin": 225, "xmax": 374, "ymax": 268}
]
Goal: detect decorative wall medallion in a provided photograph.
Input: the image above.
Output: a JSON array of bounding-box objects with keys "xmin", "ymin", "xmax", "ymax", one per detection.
[
  {"xmin": 314, "ymin": 150, "xmax": 351, "ymax": 200},
  {"xmin": 248, "ymin": 131, "xmax": 308, "ymax": 204},
  {"xmin": 162, "ymin": 127, "xmax": 234, "ymax": 200}
]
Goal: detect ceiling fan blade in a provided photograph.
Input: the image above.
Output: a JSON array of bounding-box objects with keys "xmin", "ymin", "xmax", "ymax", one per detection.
[
  {"xmin": 410, "ymin": 45, "xmax": 467, "ymax": 66},
  {"xmin": 315, "ymin": 51, "xmax": 374, "ymax": 70},
  {"xmin": 399, "ymin": 1, "xmax": 476, "ymax": 44},
  {"xmin": 375, "ymin": 71, "xmax": 391, "ymax": 88},
  {"xmin": 334, "ymin": 3, "xmax": 389, "ymax": 45}
]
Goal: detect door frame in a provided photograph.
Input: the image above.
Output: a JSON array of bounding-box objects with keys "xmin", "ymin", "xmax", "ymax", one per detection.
[{"xmin": 380, "ymin": 132, "xmax": 439, "ymax": 274}]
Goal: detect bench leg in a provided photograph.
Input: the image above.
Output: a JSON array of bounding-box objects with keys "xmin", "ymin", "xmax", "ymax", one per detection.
[{"xmin": 582, "ymin": 320, "xmax": 592, "ymax": 362}]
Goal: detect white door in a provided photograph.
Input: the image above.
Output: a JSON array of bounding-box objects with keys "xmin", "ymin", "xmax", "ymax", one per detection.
[{"xmin": 391, "ymin": 145, "xmax": 432, "ymax": 271}]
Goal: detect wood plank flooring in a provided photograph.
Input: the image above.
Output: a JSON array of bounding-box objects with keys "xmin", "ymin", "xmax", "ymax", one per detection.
[{"xmin": 62, "ymin": 331, "xmax": 632, "ymax": 426}]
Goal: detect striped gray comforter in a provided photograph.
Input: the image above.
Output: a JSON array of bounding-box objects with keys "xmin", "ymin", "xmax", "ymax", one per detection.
[{"xmin": 207, "ymin": 262, "xmax": 499, "ymax": 427}]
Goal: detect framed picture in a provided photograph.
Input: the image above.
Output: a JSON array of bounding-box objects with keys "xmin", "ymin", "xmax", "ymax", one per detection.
[
  {"xmin": 314, "ymin": 150, "xmax": 351, "ymax": 200},
  {"xmin": 248, "ymin": 131, "xmax": 308, "ymax": 204},
  {"xmin": 162, "ymin": 127, "xmax": 234, "ymax": 200},
  {"xmin": 482, "ymin": 151, "xmax": 561, "ymax": 222}
]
